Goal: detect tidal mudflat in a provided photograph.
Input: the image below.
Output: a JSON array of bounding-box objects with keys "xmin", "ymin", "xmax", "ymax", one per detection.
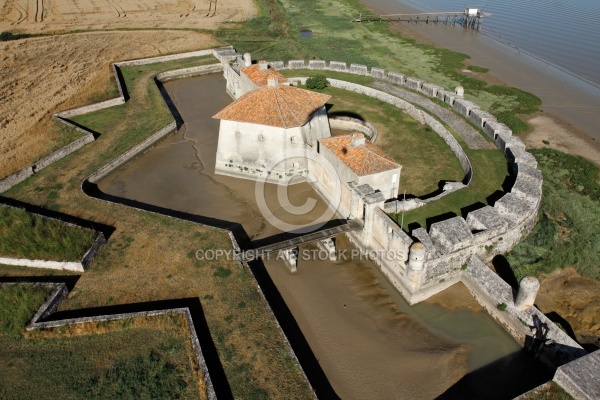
[{"xmin": 99, "ymin": 73, "xmax": 546, "ymax": 398}]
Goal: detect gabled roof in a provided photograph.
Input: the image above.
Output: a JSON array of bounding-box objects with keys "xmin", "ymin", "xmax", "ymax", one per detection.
[
  {"xmin": 320, "ymin": 133, "xmax": 401, "ymax": 176},
  {"xmin": 213, "ymin": 84, "xmax": 331, "ymax": 128},
  {"xmin": 241, "ymin": 64, "xmax": 288, "ymax": 86}
]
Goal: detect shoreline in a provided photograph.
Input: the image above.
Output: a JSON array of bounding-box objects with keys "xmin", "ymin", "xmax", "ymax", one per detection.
[{"xmin": 359, "ymin": 0, "xmax": 600, "ymax": 165}]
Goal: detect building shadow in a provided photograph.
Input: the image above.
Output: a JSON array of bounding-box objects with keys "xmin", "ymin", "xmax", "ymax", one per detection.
[
  {"xmin": 81, "ymin": 181, "xmax": 251, "ymax": 248},
  {"xmin": 492, "ymin": 255, "xmax": 519, "ymax": 292},
  {"xmin": 426, "ymin": 212, "xmax": 458, "ymax": 231},
  {"xmin": 436, "ymin": 348, "xmax": 553, "ymax": 400}
]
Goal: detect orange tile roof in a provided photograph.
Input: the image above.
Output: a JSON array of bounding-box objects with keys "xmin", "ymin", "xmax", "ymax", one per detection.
[
  {"xmin": 320, "ymin": 133, "xmax": 401, "ymax": 176},
  {"xmin": 213, "ymin": 84, "xmax": 331, "ymax": 128},
  {"xmin": 241, "ymin": 64, "xmax": 288, "ymax": 86}
]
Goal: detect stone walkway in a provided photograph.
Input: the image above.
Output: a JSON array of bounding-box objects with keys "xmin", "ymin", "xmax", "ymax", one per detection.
[{"xmin": 372, "ymin": 82, "xmax": 493, "ymax": 150}]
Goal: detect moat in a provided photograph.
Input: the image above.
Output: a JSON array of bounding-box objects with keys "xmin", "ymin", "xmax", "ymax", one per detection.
[{"xmin": 98, "ymin": 73, "xmax": 548, "ymax": 398}]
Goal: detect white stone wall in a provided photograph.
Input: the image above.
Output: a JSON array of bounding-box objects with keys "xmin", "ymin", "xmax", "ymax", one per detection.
[
  {"xmin": 301, "ymin": 107, "xmax": 331, "ymax": 146},
  {"xmin": 215, "ymin": 120, "xmax": 312, "ymax": 182}
]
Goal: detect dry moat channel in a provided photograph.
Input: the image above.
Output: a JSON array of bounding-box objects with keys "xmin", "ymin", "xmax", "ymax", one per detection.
[{"xmin": 97, "ymin": 73, "xmax": 550, "ymax": 398}]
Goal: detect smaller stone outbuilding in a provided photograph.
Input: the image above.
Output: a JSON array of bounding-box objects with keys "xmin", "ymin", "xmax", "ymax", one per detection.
[{"xmin": 314, "ymin": 133, "xmax": 401, "ymax": 206}]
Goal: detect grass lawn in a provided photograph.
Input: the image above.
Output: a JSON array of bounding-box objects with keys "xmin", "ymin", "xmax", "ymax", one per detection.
[
  {"xmin": 0, "ymin": 285, "xmax": 204, "ymax": 400},
  {"xmin": 281, "ymin": 70, "xmax": 465, "ymax": 195},
  {"xmin": 0, "ymin": 206, "xmax": 96, "ymax": 261},
  {"xmin": 3, "ymin": 53, "xmax": 313, "ymax": 398},
  {"xmin": 390, "ymin": 141, "xmax": 508, "ymax": 231}
]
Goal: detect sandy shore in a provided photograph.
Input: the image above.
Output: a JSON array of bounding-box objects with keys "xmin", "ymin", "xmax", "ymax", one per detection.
[{"xmin": 360, "ymin": 0, "xmax": 600, "ymax": 165}]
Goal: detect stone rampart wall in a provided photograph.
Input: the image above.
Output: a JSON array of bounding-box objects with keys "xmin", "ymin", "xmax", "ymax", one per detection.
[
  {"xmin": 0, "ymin": 166, "xmax": 33, "ymax": 193},
  {"xmin": 0, "ymin": 258, "xmax": 84, "ymax": 272},
  {"xmin": 34, "ymin": 134, "xmax": 96, "ymax": 171},
  {"xmin": 56, "ymin": 97, "xmax": 126, "ymax": 119},
  {"xmin": 88, "ymin": 122, "xmax": 177, "ymax": 183},
  {"xmin": 463, "ymin": 258, "xmax": 586, "ymax": 368},
  {"xmin": 155, "ymin": 64, "xmax": 224, "ymax": 82},
  {"xmin": 115, "ymin": 49, "xmax": 214, "ymax": 67},
  {"xmin": 553, "ymin": 350, "xmax": 600, "ymax": 400}
]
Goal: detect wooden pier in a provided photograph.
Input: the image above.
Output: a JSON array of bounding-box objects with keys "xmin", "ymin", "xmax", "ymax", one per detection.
[
  {"xmin": 352, "ymin": 8, "xmax": 489, "ymax": 30},
  {"xmin": 241, "ymin": 219, "xmax": 363, "ymax": 262}
]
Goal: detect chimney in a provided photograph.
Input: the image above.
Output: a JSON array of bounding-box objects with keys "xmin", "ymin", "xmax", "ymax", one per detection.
[
  {"xmin": 243, "ymin": 53, "xmax": 252, "ymax": 67},
  {"xmin": 350, "ymin": 133, "xmax": 365, "ymax": 147},
  {"xmin": 259, "ymin": 60, "xmax": 268, "ymax": 71},
  {"xmin": 268, "ymin": 77, "xmax": 279, "ymax": 87}
]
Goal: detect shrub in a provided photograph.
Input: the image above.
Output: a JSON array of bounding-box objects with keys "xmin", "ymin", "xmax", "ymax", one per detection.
[
  {"xmin": 306, "ymin": 74, "xmax": 328, "ymax": 90},
  {"xmin": 497, "ymin": 303, "xmax": 508, "ymax": 311}
]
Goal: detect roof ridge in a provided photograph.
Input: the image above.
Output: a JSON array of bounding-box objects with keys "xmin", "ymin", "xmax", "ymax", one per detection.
[
  {"xmin": 365, "ymin": 145, "xmax": 397, "ymax": 165},
  {"xmin": 359, "ymin": 149, "xmax": 369, "ymax": 175},
  {"xmin": 281, "ymin": 86, "xmax": 305, "ymax": 126},
  {"xmin": 271, "ymin": 86, "xmax": 288, "ymax": 128}
]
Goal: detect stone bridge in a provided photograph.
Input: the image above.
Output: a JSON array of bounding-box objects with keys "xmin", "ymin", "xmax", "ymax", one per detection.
[{"xmin": 240, "ymin": 219, "xmax": 363, "ymax": 263}]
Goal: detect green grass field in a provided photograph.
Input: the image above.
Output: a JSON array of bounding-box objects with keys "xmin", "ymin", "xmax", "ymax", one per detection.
[
  {"xmin": 0, "ymin": 206, "xmax": 96, "ymax": 261},
  {"xmin": 507, "ymin": 149, "xmax": 600, "ymax": 280},
  {"xmin": 0, "ymin": 285, "xmax": 203, "ymax": 400}
]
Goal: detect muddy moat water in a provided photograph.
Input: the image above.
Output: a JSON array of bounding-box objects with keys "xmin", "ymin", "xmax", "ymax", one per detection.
[{"xmin": 98, "ymin": 74, "xmax": 548, "ymax": 398}]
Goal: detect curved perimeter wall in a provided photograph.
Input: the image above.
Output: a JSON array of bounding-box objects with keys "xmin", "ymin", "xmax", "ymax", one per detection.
[{"xmin": 270, "ymin": 59, "xmax": 543, "ymax": 303}]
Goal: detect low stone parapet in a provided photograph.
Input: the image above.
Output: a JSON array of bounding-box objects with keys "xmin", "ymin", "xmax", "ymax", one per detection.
[
  {"xmin": 155, "ymin": 63, "xmax": 223, "ymax": 81},
  {"xmin": 554, "ymin": 350, "xmax": 600, "ymax": 400},
  {"xmin": 349, "ymin": 64, "xmax": 368, "ymax": 75},
  {"xmin": 308, "ymin": 60, "xmax": 326, "ymax": 70},
  {"xmin": 288, "ymin": 60, "xmax": 306, "ymax": 69},
  {"xmin": 88, "ymin": 122, "xmax": 177, "ymax": 183}
]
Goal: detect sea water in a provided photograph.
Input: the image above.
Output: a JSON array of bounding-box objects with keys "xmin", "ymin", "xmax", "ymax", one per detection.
[{"xmin": 392, "ymin": 0, "xmax": 600, "ymax": 86}]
